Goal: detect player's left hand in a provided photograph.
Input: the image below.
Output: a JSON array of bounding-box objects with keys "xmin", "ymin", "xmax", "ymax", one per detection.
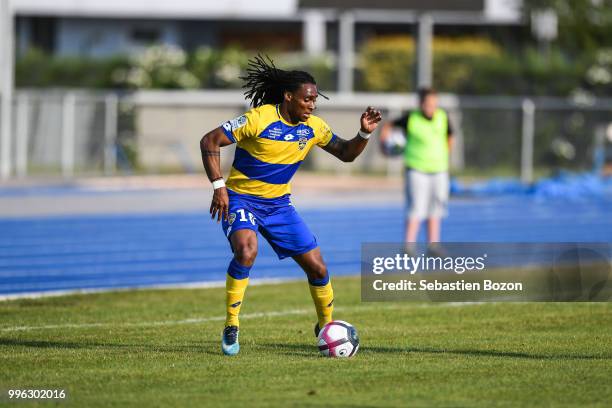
[{"xmin": 360, "ymin": 107, "xmax": 382, "ymax": 134}]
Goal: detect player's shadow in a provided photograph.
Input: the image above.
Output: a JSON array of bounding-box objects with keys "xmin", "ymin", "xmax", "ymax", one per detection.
[
  {"xmin": 4, "ymin": 338, "xmax": 608, "ymax": 361},
  {"xmin": 0, "ymin": 338, "xmax": 220, "ymax": 355},
  {"xmin": 238, "ymin": 342, "xmax": 612, "ymax": 361},
  {"xmin": 365, "ymin": 345, "xmax": 611, "ymax": 361},
  {"xmin": 257, "ymin": 342, "xmax": 319, "ymax": 358}
]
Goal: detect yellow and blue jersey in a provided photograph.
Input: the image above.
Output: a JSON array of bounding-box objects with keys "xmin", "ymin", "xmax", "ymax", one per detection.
[{"xmin": 221, "ymin": 104, "xmax": 336, "ymax": 199}]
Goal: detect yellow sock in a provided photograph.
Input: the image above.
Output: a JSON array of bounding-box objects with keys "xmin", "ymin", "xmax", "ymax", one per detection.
[
  {"xmin": 225, "ymin": 274, "xmax": 249, "ymax": 327},
  {"xmin": 309, "ymin": 281, "xmax": 334, "ymax": 328}
]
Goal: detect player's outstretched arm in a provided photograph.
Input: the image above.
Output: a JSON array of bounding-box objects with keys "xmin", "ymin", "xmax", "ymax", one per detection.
[
  {"xmin": 322, "ymin": 107, "xmax": 382, "ymax": 162},
  {"xmin": 200, "ymin": 127, "xmax": 234, "ymax": 222}
]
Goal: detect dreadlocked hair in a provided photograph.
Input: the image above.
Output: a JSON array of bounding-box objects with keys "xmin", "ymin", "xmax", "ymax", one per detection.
[{"xmin": 241, "ymin": 54, "xmax": 328, "ymax": 107}]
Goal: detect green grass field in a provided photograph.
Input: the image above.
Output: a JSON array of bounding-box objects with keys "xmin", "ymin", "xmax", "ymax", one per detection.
[{"xmin": 1, "ymin": 277, "xmax": 611, "ymax": 407}]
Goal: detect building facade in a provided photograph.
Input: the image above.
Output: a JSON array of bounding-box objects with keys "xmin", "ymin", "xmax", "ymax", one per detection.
[{"xmin": 13, "ymin": 0, "xmax": 522, "ymax": 58}]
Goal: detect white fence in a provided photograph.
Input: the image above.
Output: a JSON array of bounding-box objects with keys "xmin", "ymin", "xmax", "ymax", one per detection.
[
  {"xmin": 3, "ymin": 90, "xmax": 118, "ymax": 178},
  {"xmin": 0, "ymin": 89, "xmax": 611, "ymax": 181}
]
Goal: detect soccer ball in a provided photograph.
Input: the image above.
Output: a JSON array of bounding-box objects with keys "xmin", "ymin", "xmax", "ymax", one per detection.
[
  {"xmin": 317, "ymin": 320, "xmax": 359, "ymax": 358},
  {"xmin": 382, "ymin": 129, "xmax": 406, "ymax": 156}
]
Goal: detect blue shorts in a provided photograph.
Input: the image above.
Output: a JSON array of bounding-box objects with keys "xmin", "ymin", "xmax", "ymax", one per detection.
[{"xmin": 221, "ymin": 190, "xmax": 318, "ymax": 259}]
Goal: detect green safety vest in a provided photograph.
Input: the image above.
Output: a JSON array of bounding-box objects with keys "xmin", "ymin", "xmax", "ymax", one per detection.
[{"xmin": 404, "ymin": 109, "xmax": 449, "ymax": 173}]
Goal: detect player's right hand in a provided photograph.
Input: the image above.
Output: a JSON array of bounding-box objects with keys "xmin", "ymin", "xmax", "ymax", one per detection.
[{"xmin": 210, "ymin": 187, "xmax": 229, "ymax": 222}]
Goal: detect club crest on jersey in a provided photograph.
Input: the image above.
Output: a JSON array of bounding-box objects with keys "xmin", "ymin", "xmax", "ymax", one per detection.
[
  {"xmin": 298, "ymin": 136, "xmax": 308, "ymax": 150},
  {"xmin": 228, "ymin": 213, "xmax": 236, "ymax": 225}
]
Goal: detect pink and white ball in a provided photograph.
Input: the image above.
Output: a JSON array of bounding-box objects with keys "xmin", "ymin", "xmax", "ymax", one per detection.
[{"xmin": 317, "ymin": 320, "xmax": 359, "ymax": 358}]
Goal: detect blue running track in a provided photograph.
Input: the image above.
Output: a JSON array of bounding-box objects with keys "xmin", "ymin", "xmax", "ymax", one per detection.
[{"xmin": 1, "ymin": 195, "xmax": 611, "ymax": 296}]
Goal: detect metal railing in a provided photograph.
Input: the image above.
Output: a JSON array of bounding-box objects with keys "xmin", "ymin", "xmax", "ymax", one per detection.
[{"xmin": 0, "ymin": 89, "xmax": 610, "ymax": 181}]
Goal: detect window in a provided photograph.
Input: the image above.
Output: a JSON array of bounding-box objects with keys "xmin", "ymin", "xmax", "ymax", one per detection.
[{"xmin": 131, "ymin": 28, "xmax": 160, "ymax": 44}]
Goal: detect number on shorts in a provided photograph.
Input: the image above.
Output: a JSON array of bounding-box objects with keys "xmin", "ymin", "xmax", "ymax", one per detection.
[{"xmin": 236, "ymin": 209, "xmax": 256, "ymax": 225}]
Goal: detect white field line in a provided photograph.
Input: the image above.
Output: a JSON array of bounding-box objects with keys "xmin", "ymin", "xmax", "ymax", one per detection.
[
  {"xmin": 0, "ymin": 302, "xmax": 485, "ymax": 333},
  {"xmin": 0, "ymin": 277, "xmax": 294, "ymax": 302}
]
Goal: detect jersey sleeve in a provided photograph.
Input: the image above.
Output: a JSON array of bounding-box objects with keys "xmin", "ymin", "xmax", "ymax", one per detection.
[
  {"xmin": 220, "ymin": 108, "xmax": 260, "ymax": 143},
  {"xmin": 315, "ymin": 117, "xmax": 337, "ymax": 147},
  {"xmin": 445, "ymin": 111, "xmax": 454, "ymax": 136},
  {"xmin": 392, "ymin": 114, "xmax": 409, "ymax": 130}
]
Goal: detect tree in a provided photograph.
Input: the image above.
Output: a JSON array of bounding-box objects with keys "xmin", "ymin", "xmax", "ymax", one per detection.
[{"xmin": 524, "ymin": 0, "xmax": 612, "ymax": 53}]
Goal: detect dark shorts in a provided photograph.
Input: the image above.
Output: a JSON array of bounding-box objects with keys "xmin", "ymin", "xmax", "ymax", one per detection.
[{"xmin": 221, "ymin": 190, "xmax": 318, "ymax": 259}]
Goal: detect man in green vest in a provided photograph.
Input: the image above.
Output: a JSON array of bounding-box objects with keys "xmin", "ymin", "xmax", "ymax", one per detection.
[{"xmin": 380, "ymin": 88, "xmax": 454, "ymax": 250}]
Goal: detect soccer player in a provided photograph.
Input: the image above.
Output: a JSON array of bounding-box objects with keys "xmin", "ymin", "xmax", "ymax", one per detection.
[{"xmin": 200, "ymin": 55, "xmax": 382, "ymax": 355}]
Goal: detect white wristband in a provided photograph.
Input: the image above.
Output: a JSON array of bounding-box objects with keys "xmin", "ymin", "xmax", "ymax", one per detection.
[
  {"xmin": 358, "ymin": 129, "xmax": 371, "ymax": 139},
  {"xmin": 212, "ymin": 179, "xmax": 225, "ymax": 190}
]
